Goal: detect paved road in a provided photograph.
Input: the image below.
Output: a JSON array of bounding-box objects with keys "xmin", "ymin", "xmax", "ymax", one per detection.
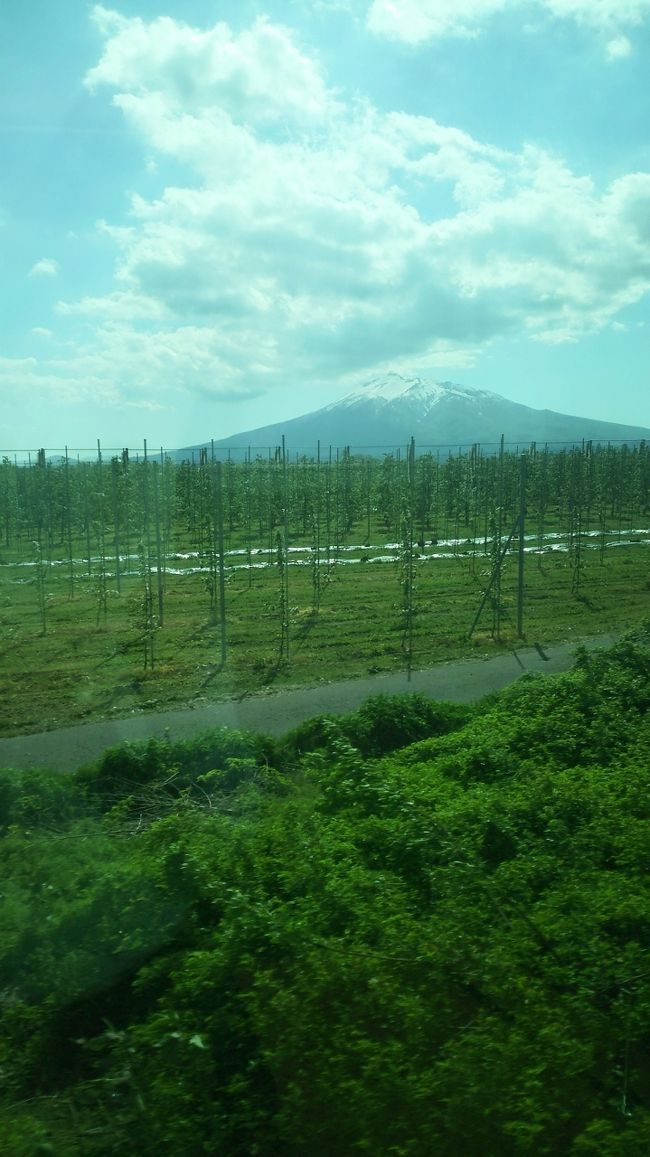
[{"xmin": 0, "ymin": 633, "xmax": 619, "ymax": 773}]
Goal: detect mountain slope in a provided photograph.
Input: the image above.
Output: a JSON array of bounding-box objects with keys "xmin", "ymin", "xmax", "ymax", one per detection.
[{"xmin": 177, "ymin": 373, "xmax": 650, "ymax": 457}]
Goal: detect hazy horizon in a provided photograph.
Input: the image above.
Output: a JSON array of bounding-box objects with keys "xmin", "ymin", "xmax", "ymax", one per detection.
[{"xmin": 3, "ymin": 372, "xmax": 650, "ymax": 459}]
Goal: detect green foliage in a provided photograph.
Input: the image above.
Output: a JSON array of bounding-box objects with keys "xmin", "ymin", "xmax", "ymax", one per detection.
[
  {"xmin": 74, "ymin": 727, "xmax": 282, "ymax": 808},
  {"xmin": 0, "ymin": 767, "xmax": 91, "ymax": 833},
  {"xmin": 279, "ymin": 693, "xmax": 472, "ymax": 765},
  {"xmin": 345, "ymin": 693, "xmax": 472, "ymax": 757},
  {"xmin": 2, "ymin": 627, "xmax": 650, "ymax": 1153}
]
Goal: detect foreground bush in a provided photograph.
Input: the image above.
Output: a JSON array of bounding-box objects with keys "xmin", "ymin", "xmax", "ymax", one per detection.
[{"xmin": 1, "ymin": 624, "xmax": 650, "ymax": 1154}]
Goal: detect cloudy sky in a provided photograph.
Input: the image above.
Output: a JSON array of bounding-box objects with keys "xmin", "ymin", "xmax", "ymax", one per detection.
[{"xmin": 2, "ymin": 0, "xmax": 649, "ymax": 450}]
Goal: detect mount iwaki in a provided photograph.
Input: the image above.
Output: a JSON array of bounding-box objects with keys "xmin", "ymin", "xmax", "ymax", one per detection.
[{"xmin": 179, "ymin": 374, "xmax": 650, "ymax": 458}]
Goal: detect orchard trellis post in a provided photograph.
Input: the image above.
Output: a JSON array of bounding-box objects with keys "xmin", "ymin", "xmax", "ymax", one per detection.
[
  {"xmin": 110, "ymin": 455, "xmax": 121, "ymax": 596},
  {"xmin": 469, "ymin": 444, "xmax": 527, "ymax": 641},
  {"xmin": 282, "ymin": 435, "xmax": 290, "ymax": 659},
  {"xmin": 64, "ymin": 446, "xmax": 75, "ymax": 599},
  {"xmin": 245, "ymin": 446, "xmax": 253, "ymax": 589},
  {"xmin": 214, "ymin": 458, "xmax": 227, "ymax": 666},
  {"xmin": 81, "ymin": 460, "xmax": 92, "ymax": 579},
  {"xmin": 401, "ymin": 436, "xmax": 416, "ymax": 681},
  {"xmin": 152, "ymin": 457, "xmax": 165, "ymax": 627},
  {"xmin": 516, "ymin": 452, "xmax": 527, "ymax": 638},
  {"xmin": 33, "ymin": 536, "xmax": 48, "ymax": 635},
  {"xmin": 95, "ymin": 439, "xmax": 108, "ymax": 627},
  {"xmin": 273, "ymin": 435, "xmax": 291, "ymax": 663},
  {"xmin": 310, "ymin": 440, "xmax": 323, "ymax": 611},
  {"xmin": 139, "ymin": 439, "xmax": 156, "ymax": 670}
]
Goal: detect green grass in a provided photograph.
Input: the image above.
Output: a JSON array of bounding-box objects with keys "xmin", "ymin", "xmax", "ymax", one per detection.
[{"xmin": 1, "ymin": 513, "xmax": 649, "ymax": 736}]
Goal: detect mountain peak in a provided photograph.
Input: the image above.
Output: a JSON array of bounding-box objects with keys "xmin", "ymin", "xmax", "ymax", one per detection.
[
  {"xmin": 178, "ymin": 370, "xmax": 650, "ymax": 459},
  {"xmin": 333, "ymin": 373, "xmax": 495, "ymax": 410}
]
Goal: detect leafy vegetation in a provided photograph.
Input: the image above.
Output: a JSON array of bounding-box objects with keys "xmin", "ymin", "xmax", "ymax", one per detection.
[{"xmin": 1, "ymin": 625, "xmax": 650, "ymax": 1153}]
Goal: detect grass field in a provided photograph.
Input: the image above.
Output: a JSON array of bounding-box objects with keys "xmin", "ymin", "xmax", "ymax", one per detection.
[{"xmin": 1, "ymin": 515, "xmax": 649, "ymax": 736}]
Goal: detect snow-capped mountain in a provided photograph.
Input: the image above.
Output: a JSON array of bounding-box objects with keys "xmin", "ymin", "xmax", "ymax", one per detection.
[
  {"xmin": 325, "ymin": 374, "xmax": 502, "ymax": 429},
  {"xmin": 177, "ymin": 373, "xmax": 650, "ymax": 458},
  {"xmin": 332, "ymin": 374, "xmax": 496, "ymax": 411}
]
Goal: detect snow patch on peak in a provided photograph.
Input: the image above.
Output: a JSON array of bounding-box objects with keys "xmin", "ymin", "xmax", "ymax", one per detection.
[
  {"xmin": 332, "ymin": 373, "xmax": 491, "ymax": 410},
  {"xmin": 355, "ymin": 372, "xmax": 427, "ymax": 403}
]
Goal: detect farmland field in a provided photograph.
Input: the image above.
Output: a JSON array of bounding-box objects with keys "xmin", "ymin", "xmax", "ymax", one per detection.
[{"xmin": 1, "ymin": 441, "xmax": 649, "ymax": 736}]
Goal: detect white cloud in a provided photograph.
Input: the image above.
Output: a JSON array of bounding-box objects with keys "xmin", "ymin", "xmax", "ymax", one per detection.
[
  {"xmin": 18, "ymin": 10, "xmax": 650, "ymax": 415},
  {"xmin": 56, "ymin": 289, "xmax": 168, "ymax": 323},
  {"xmin": 29, "ymin": 258, "xmax": 59, "ymax": 278},
  {"xmin": 543, "ymin": 0, "xmax": 649, "ymax": 27},
  {"xmin": 367, "ymin": 0, "xmax": 650, "ymax": 45},
  {"xmin": 86, "ymin": 7, "xmax": 336, "ymax": 126},
  {"xmin": 367, "ymin": 0, "xmax": 508, "ymax": 42},
  {"xmin": 606, "ymin": 34, "xmax": 633, "ymax": 59},
  {"xmin": 0, "ymin": 326, "xmax": 265, "ymax": 417}
]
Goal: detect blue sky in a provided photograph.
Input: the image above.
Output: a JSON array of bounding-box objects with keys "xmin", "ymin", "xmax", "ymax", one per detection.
[{"xmin": 1, "ymin": 0, "xmax": 649, "ymax": 450}]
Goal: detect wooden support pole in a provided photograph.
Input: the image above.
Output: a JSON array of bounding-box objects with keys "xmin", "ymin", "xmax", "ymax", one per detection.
[
  {"xmin": 517, "ymin": 453, "xmax": 527, "ymax": 639},
  {"xmin": 468, "ymin": 516, "xmax": 520, "ymax": 639}
]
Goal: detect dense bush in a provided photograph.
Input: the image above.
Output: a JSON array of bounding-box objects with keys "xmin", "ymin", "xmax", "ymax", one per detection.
[
  {"xmin": 0, "ymin": 766, "xmax": 91, "ymax": 833},
  {"xmin": 74, "ymin": 726, "xmax": 284, "ymax": 811},
  {"xmin": 1, "ymin": 624, "xmax": 650, "ymax": 1154},
  {"xmin": 279, "ymin": 692, "xmax": 472, "ymax": 764}
]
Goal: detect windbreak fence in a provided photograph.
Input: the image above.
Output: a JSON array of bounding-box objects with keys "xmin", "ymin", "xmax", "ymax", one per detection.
[{"xmin": 0, "ymin": 434, "xmax": 646, "ymax": 466}]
